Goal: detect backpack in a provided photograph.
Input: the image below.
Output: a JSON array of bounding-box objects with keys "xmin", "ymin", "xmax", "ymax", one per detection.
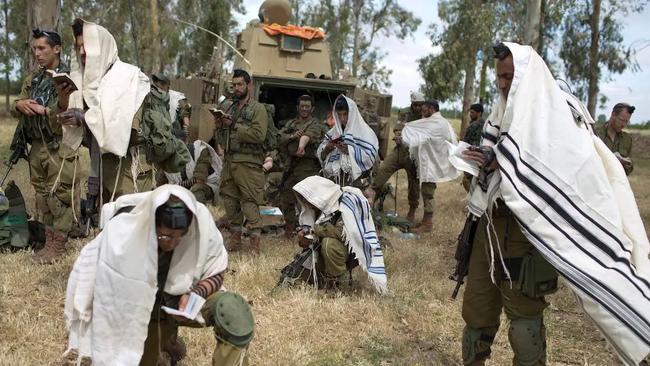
[{"xmin": 140, "ymin": 88, "xmax": 191, "ymax": 173}]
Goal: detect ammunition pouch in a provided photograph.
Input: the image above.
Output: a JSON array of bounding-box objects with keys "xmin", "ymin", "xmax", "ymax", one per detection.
[{"xmin": 504, "ymin": 251, "xmax": 558, "ymax": 298}]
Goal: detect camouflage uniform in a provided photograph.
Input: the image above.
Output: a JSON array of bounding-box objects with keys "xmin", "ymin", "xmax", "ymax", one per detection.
[
  {"xmin": 172, "ymin": 98, "xmax": 192, "ymax": 140},
  {"xmin": 216, "ymin": 98, "xmax": 268, "ymax": 244},
  {"xmin": 276, "ymin": 116, "xmax": 324, "ymax": 229},
  {"xmin": 594, "ymin": 123, "xmax": 633, "ymax": 175},
  {"xmin": 372, "ymin": 107, "xmax": 436, "ymax": 217},
  {"xmin": 462, "ymin": 202, "xmax": 556, "ymax": 365},
  {"xmin": 139, "ymin": 252, "xmax": 253, "ymax": 366},
  {"xmin": 11, "ymin": 65, "xmax": 77, "ymax": 236},
  {"xmin": 462, "ymin": 119, "xmax": 485, "ymax": 191},
  {"xmin": 189, "ymin": 148, "xmax": 215, "ymax": 204}
]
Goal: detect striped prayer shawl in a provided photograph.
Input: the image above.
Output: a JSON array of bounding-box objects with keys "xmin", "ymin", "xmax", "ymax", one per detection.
[{"xmin": 469, "ymin": 42, "xmax": 650, "ymax": 364}]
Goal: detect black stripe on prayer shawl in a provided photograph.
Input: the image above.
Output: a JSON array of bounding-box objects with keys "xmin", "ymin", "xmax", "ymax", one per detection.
[
  {"xmin": 497, "ymin": 140, "xmax": 650, "ymax": 295},
  {"xmin": 510, "ymin": 210, "xmax": 650, "ymax": 347},
  {"xmin": 486, "ymin": 120, "xmax": 500, "ymax": 130},
  {"xmin": 482, "ymin": 132, "xmax": 498, "ymax": 144},
  {"xmin": 497, "ymin": 162, "xmax": 650, "ymax": 343},
  {"xmin": 501, "ymin": 134, "xmax": 634, "ymax": 257}
]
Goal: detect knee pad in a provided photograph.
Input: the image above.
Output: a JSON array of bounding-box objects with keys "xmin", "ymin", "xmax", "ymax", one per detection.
[
  {"xmin": 211, "ymin": 292, "xmax": 255, "ymax": 348},
  {"xmin": 462, "ymin": 326, "xmax": 496, "ymax": 365},
  {"xmin": 508, "ymin": 317, "xmax": 546, "ymax": 366}
]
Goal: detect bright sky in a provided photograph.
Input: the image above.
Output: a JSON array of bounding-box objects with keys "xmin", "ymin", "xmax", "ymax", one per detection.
[{"xmin": 236, "ymin": 1, "xmax": 650, "ymax": 123}]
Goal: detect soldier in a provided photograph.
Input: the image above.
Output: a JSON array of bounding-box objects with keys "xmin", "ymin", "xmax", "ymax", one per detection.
[
  {"xmin": 214, "ymin": 69, "xmax": 268, "ymax": 254},
  {"xmin": 462, "ymin": 103, "xmax": 485, "ymax": 191},
  {"xmin": 368, "ymin": 91, "xmax": 425, "ymax": 224},
  {"xmin": 57, "ymin": 19, "xmax": 189, "ymax": 204},
  {"xmin": 275, "ymin": 95, "xmax": 324, "ymax": 237},
  {"xmin": 459, "ymin": 43, "xmax": 558, "ymax": 366},
  {"xmin": 11, "ymin": 29, "xmax": 76, "ymax": 264},
  {"xmin": 151, "ymin": 73, "xmax": 192, "ymax": 141},
  {"xmin": 595, "ymin": 103, "xmax": 635, "ymax": 175}
]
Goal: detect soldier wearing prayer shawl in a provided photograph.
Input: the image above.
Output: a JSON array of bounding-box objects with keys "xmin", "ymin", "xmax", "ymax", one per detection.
[
  {"xmin": 318, "ymin": 96, "xmax": 379, "ymax": 188},
  {"xmin": 57, "ymin": 19, "xmax": 190, "ymax": 204},
  {"xmin": 457, "ymin": 42, "xmax": 650, "ymax": 365},
  {"xmin": 63, "ymin": 185, "xmax": 254, "ymax": 366},
  {"xmin": 291, "ymin": 176, "xmax": 388, "ymax": 293}
]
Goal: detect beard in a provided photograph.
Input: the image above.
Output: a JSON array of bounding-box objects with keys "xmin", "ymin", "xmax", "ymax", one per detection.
[{"xmin": 234, "ymin": 89, "xmax": 248, "ymax": 100}]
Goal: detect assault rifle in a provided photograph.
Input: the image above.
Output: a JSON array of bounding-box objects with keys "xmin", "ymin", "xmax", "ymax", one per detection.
[
  {"xmin": 273, "ymin": 228, "xmax": 321, "ymax": 291},
  {"xmin": 449, "ymin": 214, "xmax": 480, "ymax": 299},
  {"xmin": 2, "ymin": 121, "xmax": 30, "ymax": 187},
  {"xmin": 79, "ymin": 177, "xmax": 101, "ymax": 235}
]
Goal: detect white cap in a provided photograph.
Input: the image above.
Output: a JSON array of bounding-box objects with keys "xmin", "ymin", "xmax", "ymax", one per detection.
[{"xmin": 410, "ymin": 91, "xmax": 425, "ymax": 103}]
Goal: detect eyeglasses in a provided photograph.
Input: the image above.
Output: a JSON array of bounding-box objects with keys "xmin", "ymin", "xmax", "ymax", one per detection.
[{"xmin": 157, "ymin": 234, "xmax": 184, "ymax": 242}]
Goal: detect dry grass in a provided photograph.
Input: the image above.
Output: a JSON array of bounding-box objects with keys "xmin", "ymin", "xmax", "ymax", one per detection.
[{"xmin": 0, "ymin": 115, "xmax": 649, "ymax": 366}]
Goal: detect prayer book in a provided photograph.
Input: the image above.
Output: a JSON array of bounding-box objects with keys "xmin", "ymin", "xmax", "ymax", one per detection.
[
  {"xmin": 161, "ymin": 292, "xmax": 206, "ymax": 320},
  {"xmin": 46, "ymin": 70, "xmax": 78, "ymax": 91}
]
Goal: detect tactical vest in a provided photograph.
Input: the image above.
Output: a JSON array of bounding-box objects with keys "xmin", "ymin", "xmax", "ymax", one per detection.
[
  {"xmin": 228, "ymin": 100, "xmax": 267, "ymax": 156},
  {"xmin": 23, "ymin": 64, "xmax": 69, "ymax": 147}
]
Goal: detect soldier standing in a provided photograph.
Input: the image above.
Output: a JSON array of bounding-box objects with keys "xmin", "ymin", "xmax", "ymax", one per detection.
[
  {"xmin": 595, "ymin": 103, "xmax": 635, "ymax": 175},
  {"xmin": 214, "ymin": 69, "xmax": 268, "ymax": 254},
  {"xmin": 276, "ymin": 95, "xmax": 324, "ymax": 237},
  {"xmin": 369, "ymin": 92, "xmax": 424, "ymax": 224},
  {"xmin": 462, "ymin": 103, "xmax": 485, "ymax": 191},
  {"xmin": 12, "ymin": 29, "xmax": 76, "ymax": 264}
]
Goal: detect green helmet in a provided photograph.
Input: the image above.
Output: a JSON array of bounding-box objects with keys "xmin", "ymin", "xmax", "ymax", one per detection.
[{"xmin": 212, "ymin": 292, "xmax": 255, "ymax": 348}]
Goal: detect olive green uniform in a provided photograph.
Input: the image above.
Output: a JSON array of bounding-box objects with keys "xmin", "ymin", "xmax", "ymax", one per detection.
[
  {"xmin": 373, "ymin": 107, "xmax": 436, "ymax": 214},
  {"xmin": 462, "ymin": 203, "xmax": 557, "ymax": 365},
  {"xmin": 140, "ymin": 251, "xmax": 252, "ymax": 366},
  {"xmin": 462, "ymin": 119, "xmax": 485, "ymax": 191},
  {"xmin": 216, "ymin": 98, "xmax": 268, "ymax": 235},
  {"xmin": 314, "ymin": 216, "xmax": 348, "ymax": 278},
  {"xmin": 190, "ymin": 148, "xmax": 215, "ymax": 204},
  {"xmin": 276, "ymin": 117, "xmax": 324, "ymax": 226},
  {"xmin": 594, "ymin": 123, "xmax": 633, "ymax": 175},
  {"xmin": 12, "ymin": 66, "xmax": 77, "ymax": 234}
]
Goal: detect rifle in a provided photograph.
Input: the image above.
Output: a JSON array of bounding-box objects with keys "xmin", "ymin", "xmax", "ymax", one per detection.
[
  {"xmin": 273, "ymin": 230, "xmax": 321, "ymax": 291},
  {"xmin": 2, "ymin": 121, "xmax": 30, "ymax": 187},
  {"xmin": 79, "ymin": 177, "xmax": 101, "ymax": 235},
  {"xmin": 269, "ymin": 156, "xmax": 294, "ymax": 202},
  {"xmin": 449, "ymin": 214, "xmax": 480, "ymax": 299}
]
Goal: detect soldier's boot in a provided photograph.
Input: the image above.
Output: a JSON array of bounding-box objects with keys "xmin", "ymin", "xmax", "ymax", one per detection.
[
  {"xmin": 508, "ymin": 317, "xmax": 546, "ymax": 366},
  {"xmin": 406, "ymin": 206, "xmax": 417, "ymax": 225},
  {"xmin": 226, "ymin": 230, "xmax": 243, "ymax": 252},
  {"xmin": 462, "ymin": 326, "xmax": 497, "ymax": 366},
  {"xmin": 33, "ymin": 229, "xmax": 67, "ymax": 264},
  {"xmin": 216, "ymin": 217, "xmax": 232, "ymax": 232},
  {"xmin": 249, "ymin": 234, "xmax": 261, "ymax": 255},
  {"xmin": 163, "ymin": 334, "xmax": 187, "ymax": 364},
  {"xmin": 33, "ymin": 226, "xmax": 54, "ymax": 256},
  {"xmin": 414, "ymin": 213, "xmax": 433, "ymax": 233}
]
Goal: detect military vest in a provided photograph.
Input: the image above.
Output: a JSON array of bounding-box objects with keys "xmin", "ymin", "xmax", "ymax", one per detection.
[
  {"xmin": 23, "ymin": 63, "xmax": 69, "ymax": 144},
  {"xmin": 228, "ymin": 99, "xmax": 267, "ymax": 156}
]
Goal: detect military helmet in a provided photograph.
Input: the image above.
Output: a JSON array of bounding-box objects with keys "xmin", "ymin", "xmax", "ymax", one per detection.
[{"xmin": 212, "ymin": 292, "xmax": 255, "ymax": 347}]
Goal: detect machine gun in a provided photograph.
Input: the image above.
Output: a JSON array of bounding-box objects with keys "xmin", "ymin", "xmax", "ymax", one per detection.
[
  {"xmin": 273, "ymin": 227, "xmax": 321, "ymax": 291},
  {"xmin": 449, "ymin": 214, "xmax": 480, "ymax": 299}
]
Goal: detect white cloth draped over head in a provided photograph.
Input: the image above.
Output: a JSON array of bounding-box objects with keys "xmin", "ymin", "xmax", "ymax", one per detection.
[
  {"xmin": 64, "ymin": 185, "xmax": 228, "ymax": 365},
  {"xmin": 64, "ymin": 19, "xmax": 150, "ymax": 157},
  {"xmin": 293, "ymin": 176, "xmax": 388, "ymax": 294},
  {"xmin": 168, "ymin": 89, "xmax": 186, "ymax": 123},
  {"xmin": 401, "ymin": 112, "xmax": 461, "ymax": 183},
  {"xmin": 165, "ymin": 140, "xmax": 223, "ymax": 199},
  {"xmin": 317, "ymin": 96, "xmax": 379, "ymax": 184},
  {"xmin": 468, "ymin": 42, "xmax": 650, "ymax": 364}
]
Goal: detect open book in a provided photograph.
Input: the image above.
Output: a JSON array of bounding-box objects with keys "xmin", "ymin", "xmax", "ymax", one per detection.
[
  {"xmin": 209, "ymin": 107, "xmax": 231, "ymax": 119},
  {"xmin": 161, "ymin": 292, "xmax": 206, "ymax": 320},
  {"xmin": 46, "ymin": 70, "xmax": 78, "ymax": 91}
]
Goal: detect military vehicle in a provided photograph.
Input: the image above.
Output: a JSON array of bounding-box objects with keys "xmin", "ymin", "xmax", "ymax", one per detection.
[{"xmin": 173, "ymin": 0, "xmax": 394, "ymax": 158}]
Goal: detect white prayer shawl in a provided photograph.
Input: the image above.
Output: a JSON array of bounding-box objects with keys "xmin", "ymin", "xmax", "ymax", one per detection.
[
  {"xmin": 293, "ymin": 176, "xmax": 388, "ymax": 294},
  {"xmin": 402, "ymin": 112, "xmax": 461, "ymax": 183},
  {"xmin": 469, "ymin": 42, "xmax": 650, "ymax": 364},
  {"xmin": 165, "ymin": 140, "xmax": 223, "ymax": 199},
  {"xmin": 64, "ymin": 185, "xmax": 228, "ymax": 365},
  {"xmin": 317, "ymin": 96, "xmax": 379, "ymax": 184},
  {"xmin": 64, "ymin": 20, "xmax": 150, "ymax": 157},
  {"xmin": 168, "ymin": 89, "xmax": 186, "ymax": 123}
]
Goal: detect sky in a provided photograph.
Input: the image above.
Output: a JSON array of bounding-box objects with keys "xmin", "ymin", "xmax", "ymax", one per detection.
[{"xmin": 236, "ymin": 1, "xmax": 650, "ymax": 123}]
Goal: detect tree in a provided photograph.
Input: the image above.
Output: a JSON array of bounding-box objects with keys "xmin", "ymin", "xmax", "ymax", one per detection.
[{"xmin": 560, "ymin": 0, "xmax": 647, "ymax": 115}]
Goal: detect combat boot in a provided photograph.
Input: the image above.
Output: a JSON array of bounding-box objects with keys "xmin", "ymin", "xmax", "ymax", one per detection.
[
  {"xmin": 163, "ymin": 334, "xmax": 187, "ymax": 364},
  {"xmin": 284, "ymin": 223, "xmax": 296, "ymax": 239},
  {"xmin": 33, "ymin": 226, "xmax": 54, "ymax": 257},
  {"xmin": 249, "ymin": 234, "xmax": 261, "ymax": 255},
  {"xmin": 413, "ymin": 213, "xmax": 433, "ymax": 234},
  {"xmin": 406, "ymin": 206, "xmax": 417, "ymax": 225},
  {"xmin": 33, "ymin": 229, "xmax": 67, "ymax": 264},
  {"xmin": 216, "ymin": 217, "xmax": 231, "ymax": 232},
  {"xmin": 226, "ymin": 231, "xmax": 243, "ymax": 252}
]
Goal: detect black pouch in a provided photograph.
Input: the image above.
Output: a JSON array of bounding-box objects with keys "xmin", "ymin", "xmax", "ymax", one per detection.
[{"xmin": 518, "ymin": 250, "xmax": 558, "ymax": 298}]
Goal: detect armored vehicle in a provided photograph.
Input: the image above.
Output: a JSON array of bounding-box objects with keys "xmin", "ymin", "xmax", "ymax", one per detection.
[{"xmin": 175, "ymin": 0, "xmax": 394, "ymax": 158}]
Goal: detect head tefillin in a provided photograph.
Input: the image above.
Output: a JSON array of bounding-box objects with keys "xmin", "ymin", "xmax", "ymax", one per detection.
[{"xmin": 156, "ymin": 200, "xmax": 193, "ymax": 230}]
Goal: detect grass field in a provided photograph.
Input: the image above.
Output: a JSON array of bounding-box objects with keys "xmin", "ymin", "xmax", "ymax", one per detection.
[{"xmin": 0, "ymin": 114, "xmax": 649, "ymax": 366}]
